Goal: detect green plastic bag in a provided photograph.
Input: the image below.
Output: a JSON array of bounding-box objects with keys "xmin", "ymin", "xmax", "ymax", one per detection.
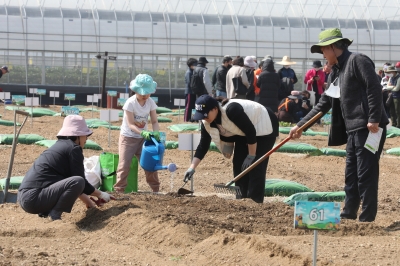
[
  {"xmin": 0, "ymin": 134, "xmax": 46, "ymax": 145},
  {"xmin": 276, "ymin": 142, "xmax": 323, "ymax": 156},
  {"xmin": 386, "ymin": 127, "xmax": 400, "ymax": 138},
  {"xmin": 264, "ymin": 179, "xmax": 313, "ymax": 196},
  {"xmin": 0, "ymin": 119, "xmax": 21, "ymax": 126},
  {"xmin": 156, "ymin": 107, "xmax": 173, "ymax": 114},
  {"xmin": 320, "ymin": 148, "xmax": 347, "ymax": 157},
  {"xmin": 0, "ymin": 176, "xmax": 24, "ymax": 190},
  {"xmin": 34, "ymin": 139, "xmax": 102, "ymax": 150},
  {"xmin": 386, "ymin": 147, "xmax": 400, "ymax": 156},
  {"xmin": 168, "ymin": 124, "xmax": 200, "ymax": 132},
  {"xmin": 284, "ymin": 191, "xmax": 346, "ymax": 206},
  {"xmin": 99, "ymin": 152, "xmax": 138, "ymax": 193}
]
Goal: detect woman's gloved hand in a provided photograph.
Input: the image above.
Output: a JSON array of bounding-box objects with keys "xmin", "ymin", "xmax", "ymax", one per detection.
[
  {"xmin": 97, "ymin": 191, "xmax": 115, "ymax": 203},
  {"xmin": 140, "ymin": 130, "xmax": 152, "ymax": 140},
  {"xmin": 183, "ymin": 168, "xmax": 195, "ymax": 182},
  {"xmin": 241, "ymin": 155, "xmax": 256, "ymax": 171}
]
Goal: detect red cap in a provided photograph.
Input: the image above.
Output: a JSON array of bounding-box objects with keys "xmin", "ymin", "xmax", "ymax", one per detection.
[{"xmin": 396, "ymin": 62, "xmax": 400, "ymax": 68}]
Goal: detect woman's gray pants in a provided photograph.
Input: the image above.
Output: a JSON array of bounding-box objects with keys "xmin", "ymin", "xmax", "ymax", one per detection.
[{"xmin": 18, "ymin": 176, "xmax": 85, "ymax": 215}]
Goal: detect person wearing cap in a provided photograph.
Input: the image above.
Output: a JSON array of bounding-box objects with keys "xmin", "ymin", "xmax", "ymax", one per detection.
[
  {"xmin": 243, "ymin": 56, "xmax": 259, "ymax": 101},
  {"xmin": 183, "ymin": 95, "xmax": 278, "ymax": 203},
  {"xmin": 256, "ymin": 57, "xmax": 281, "ymax": 112},
  {"xmin": 277, "ymin": 93, "xmax": 301, "ymax": 123},
  {"xmin": 18, "ymin": 115, "xmax": 115, "ymax": 221},
  {"xmin": 385, "ymin": 65, "xmax": 400, "ymax": 127},
  {"xmin": 184, "ymin": 58, "xmax": 198, "ymax": 122},
  {"xmin": 289, "ymin": 28, "xmax": 388, "ymax": 222},
  {"xmin": 276, "ymin": 56, "xmax": 298, "ymax": 85},
  {"xmin": 304, "ymin": 60, "xmax": 326, "ymax": 106},
  {"xmin": 211, "ymin": 56, "xmax": 232, "ymax": 98},
  {"xmin": 114, "ymin": 74, "xmax": 161, "ymax": 193},
  {"xmin": 191, "ymin": 57, "xmax": 213, "ymax": 96},
  {"xmin": 226, "ymin": 57, "xmax": 250, "ymax": 99},
  {"xmin": 0, "ymin": 65, "xmax": 9, "ymax": 79}
]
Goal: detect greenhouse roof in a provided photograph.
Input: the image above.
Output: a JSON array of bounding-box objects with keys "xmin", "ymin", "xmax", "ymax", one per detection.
[{"xmin": 1, "ymin": 0, "xmax": 399, "ymax": 28}]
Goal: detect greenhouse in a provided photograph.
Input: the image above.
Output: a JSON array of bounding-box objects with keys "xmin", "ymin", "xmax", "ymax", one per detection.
[{"xmin": 0, "ymin": 0, "xmax": 399, "ymax": 92}]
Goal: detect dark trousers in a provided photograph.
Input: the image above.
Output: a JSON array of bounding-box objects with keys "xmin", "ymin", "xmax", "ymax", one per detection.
[
  {"xmin": 342, "ymin": 128, "xmax": 386, "ymax": 222},
  {"xmin": 184, "ymin": 93, "xmax": 196, "ymax": 122},
  {"xmin": 18, "ymin": 176, "xmax": 85, "ymax": 215},
  {"xmin": 232, "ymin": 136, "xmax": 276, "ymax": 203}
]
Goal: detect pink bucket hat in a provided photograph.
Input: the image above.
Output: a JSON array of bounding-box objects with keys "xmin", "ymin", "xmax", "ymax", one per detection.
[{"xmin": 57, "ymin": 115, "xmax": 93, "ymax": 137}]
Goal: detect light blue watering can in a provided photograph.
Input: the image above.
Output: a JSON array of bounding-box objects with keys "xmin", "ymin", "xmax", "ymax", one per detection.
[{"xmin": 140, "ymin": 137, "xmax": 176, "ymax": 172}]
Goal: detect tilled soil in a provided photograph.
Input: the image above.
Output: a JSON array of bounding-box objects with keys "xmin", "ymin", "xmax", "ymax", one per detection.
[{"xmin": 0, "ymin": 105, "xmax": 399, "ymax": 266}]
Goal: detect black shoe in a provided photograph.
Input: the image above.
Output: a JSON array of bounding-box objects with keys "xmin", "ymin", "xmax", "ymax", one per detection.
[
  {"xmin": 340, "ymin": 213, "xmax": 357, "ymax": 220},
  {"xmin": 38, "ymin": 212, "xmax": 49, "ymax": 218}
]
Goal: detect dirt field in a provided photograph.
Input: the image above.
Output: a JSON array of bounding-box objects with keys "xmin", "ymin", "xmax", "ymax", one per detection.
[{"xmin": 0, "ymin": 105, "xmax": 399, "ymax": 266}]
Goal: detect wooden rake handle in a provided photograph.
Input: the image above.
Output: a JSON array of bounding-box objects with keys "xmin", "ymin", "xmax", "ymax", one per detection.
[{"xmin": 226, "ymin": 112, "xmax": 323, "ymax": 187}]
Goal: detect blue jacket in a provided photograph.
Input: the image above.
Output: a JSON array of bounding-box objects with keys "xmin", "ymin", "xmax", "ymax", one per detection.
[{"xmin": 184, "ymin": 68, "xmax": 194, "ymax": 95}]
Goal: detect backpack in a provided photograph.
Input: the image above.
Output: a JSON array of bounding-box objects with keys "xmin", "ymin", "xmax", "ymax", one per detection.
[
  {"xmin": 279, "ymin": 77, "xmax": 293, "ymax": 101},
  {"xmin": 190, "ymin": 68, "xmax": 207, "ymax": 96}
]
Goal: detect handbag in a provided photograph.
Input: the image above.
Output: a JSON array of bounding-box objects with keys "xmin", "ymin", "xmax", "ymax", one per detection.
[{"xmin": 232, "ymin": 77, "xmax": 248, "ymax": 95}]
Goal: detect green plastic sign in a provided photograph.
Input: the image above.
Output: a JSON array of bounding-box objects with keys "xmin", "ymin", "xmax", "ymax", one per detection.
[
  {"xmin": 36, "ymin": 89, "xmax": 46, "ymax": 95},
  {"xmin": 117, "ymin": 98, "xmax": 127, "ymax": 107},
  {"xmin": 151, "ymin": 97, "xmax": 158, "ymax": 104},
  {"xmin": 294, "ymin": 201, "xmax": 340, "ymax": 231},
  {"xmin": 65, "ymin": 94, "xmax": 76, "ymax": 101},
  {"xmin": 61, "ymin": 106, "xmax": 80, "ymax": 116},
  {"xmin": 12, "ymin": 95, "xmax": 26, "ymax": 105},
  {"xmin": 107, "ymin": 90, "xmax": 117, "ymax": 97}
]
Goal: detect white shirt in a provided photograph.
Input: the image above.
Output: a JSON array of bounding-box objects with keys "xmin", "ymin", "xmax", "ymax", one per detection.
[{"xmin": 120, "ymin": 95, "xmax": 158, "ymax": 138}]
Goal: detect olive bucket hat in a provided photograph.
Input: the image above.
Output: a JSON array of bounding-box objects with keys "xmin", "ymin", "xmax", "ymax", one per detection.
[{"xmin": 310, "ymin": 28, "xmax": 353, "ymax": 54}]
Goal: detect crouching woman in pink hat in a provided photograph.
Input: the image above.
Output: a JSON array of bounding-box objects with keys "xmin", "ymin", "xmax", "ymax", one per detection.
[{"xmin": 18, "ymin": 115, "xmax": 115, "ymax": 221}]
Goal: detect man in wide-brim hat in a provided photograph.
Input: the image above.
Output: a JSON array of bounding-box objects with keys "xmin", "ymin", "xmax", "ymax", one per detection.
[
  {"xmin": 276, "ymin": 55, "xmax": 298, "ymax": 86},
  {"xmin": 289, "ymin": 28, "xmax": 388, "ymax": 222}
]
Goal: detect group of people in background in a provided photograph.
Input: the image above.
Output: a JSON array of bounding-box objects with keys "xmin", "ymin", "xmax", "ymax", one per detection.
[
  {"xmin": 379, "ymin": 62, "xmax": 400, "ymax": 128},
  {"xmin": 184, "ymin": 53, "xmax": 332, "ymax": 124}
]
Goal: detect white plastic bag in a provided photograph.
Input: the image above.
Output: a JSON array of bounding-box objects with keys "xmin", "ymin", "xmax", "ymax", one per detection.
[
  {"xmin": 84, "ymin": 156, "xmax": 102, "ymax": 189},
  {"xmin": 308, "ymin": 90, "xmax": 316, "ymax": 106}
]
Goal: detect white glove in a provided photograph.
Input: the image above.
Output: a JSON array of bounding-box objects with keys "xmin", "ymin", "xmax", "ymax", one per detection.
[{"xmin": 98, "ymin": 191, "xmax": 111, "ymax": 202}]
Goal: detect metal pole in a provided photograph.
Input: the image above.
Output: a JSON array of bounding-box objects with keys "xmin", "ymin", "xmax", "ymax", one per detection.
[
  {"xmin": 313, "ymin": 230, "xmax": 318, "ymax": 266},
  {"xmin": 190, "ymin": 133, "xmax": 194, "ymax": 193},
  {"xmin": 108, "ymin": 109, "xmax": 111, "ymax": 148},
  {"xmin": 101, "ymin": 51, "xmax": 108, "ymax": 108}
]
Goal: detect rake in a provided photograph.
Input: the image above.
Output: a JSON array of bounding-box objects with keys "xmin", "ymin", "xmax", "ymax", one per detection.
[{"xmin": 214, "ymin": 112, "xmax": 323, "ymax": 199}]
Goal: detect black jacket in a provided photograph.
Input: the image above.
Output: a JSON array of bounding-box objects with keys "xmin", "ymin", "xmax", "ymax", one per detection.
[
  {"xmin": 297, "ymin": 49, "xmax": 389, "ymax": 146},
  {"xmin": 212, "ymin": 65, "xmax": 230, "ymax": 92},
  {"xmin": 257, "ymin": 59, "xmax": 281, "ymax": 112},
  {"xmin": 19, "ymin": 139, "xmax": 95, "ymax": 195}
]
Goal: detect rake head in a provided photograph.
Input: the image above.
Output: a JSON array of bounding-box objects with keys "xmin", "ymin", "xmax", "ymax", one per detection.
[{"xmin": 213, "ymin": 183, "xmax": 242, "ymax": 199}]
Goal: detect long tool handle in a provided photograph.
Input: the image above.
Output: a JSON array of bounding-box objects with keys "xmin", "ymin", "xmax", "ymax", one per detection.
[
  {"xmin": 3, "ymin": 110, "xmax": 29, "ymax": 203},
  {"xmin": 226, "ymin": 112, "xmax": 323, "ymax": 186}
]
